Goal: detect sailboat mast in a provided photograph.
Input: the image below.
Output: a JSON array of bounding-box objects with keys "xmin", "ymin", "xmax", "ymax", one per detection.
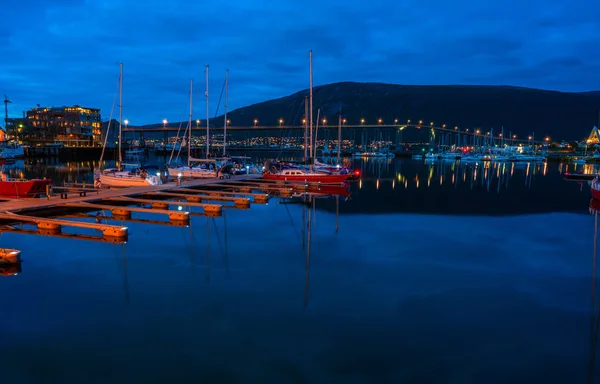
[
  {"xmin": 337, "ymin": 111, "xmax": 342, "ymax": 164},
  {"xmin": 205, "ymin": 65, "xmax": 210, "ymax": 158},
  {"xmin": 223, "ymin": 69, "xmax": 229, "ymax": 157},
  {"xmin": 309, "ymin": 50, "xmax": 313, "ymax": 166},
  {"xmin": 118, "ymin": 62, "xmax": 123, "ymax": 169},
  {"xmin": 188, "ymin": 79, "xmax": 193, "ymax": 167},
  {"xmin": 304, "ymin": 96, "xmax": 308, "ymax": 160}
]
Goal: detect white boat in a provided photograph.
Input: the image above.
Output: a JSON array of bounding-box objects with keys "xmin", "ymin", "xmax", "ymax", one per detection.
[
  {"xmin": 98, "ymin": 63, "xmax": 162, "ymax": 187},
  {"xmin": 166, "ymin": 71, "xmax": 220, "ymax": 179},
  {"xmin": 100, "ymin": 168, "xmax": 161, "ymax": 187},
  {"xmin": 167, "ymin": 160, "xmax": 218, "ymax": 178}
]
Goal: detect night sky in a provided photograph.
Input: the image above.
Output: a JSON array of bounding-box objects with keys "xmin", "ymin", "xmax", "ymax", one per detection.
[{"xmin": 2, "ymin": 0, "xmax": 599, "ymax": 124}]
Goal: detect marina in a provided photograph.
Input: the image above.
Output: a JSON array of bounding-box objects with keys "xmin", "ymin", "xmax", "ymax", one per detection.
[{"xmin": 0, "ymin": 156, "xmax": 598, "ymax": 383}]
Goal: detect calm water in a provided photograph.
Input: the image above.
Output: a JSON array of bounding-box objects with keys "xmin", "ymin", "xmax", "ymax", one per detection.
[{"xmin": 1, "ymin": 157, "xmax": 599, "ymax": 383}]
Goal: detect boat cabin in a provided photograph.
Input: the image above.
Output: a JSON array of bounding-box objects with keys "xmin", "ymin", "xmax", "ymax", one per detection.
[{"xmin": 280, "ymin": 169, "xmax": 306, "ymax": 176}]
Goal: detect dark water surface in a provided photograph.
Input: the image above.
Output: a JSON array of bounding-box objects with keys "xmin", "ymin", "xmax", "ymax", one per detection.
[{"xmin": 0, "ymin": 157, "xmax": 599, "ymax": 383}]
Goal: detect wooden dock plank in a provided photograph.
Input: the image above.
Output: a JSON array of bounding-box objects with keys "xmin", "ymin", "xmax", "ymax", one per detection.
[
  {"xmin": 0, "ymin": 212, "xmax": 128, "ymax": 238},
  {"xmin": 60, "ymin": 202, "xmax": 190, "ymax": 221},
  {"xmin": 103, "ymin": 196, "xmax": 223, "ymax": 213},
  {"xmin": 0, "ymin": 174, "xmax": 260, "ymax": 213}
]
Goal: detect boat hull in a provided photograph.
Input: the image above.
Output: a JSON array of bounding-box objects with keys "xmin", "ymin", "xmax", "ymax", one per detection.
[
  {"xmin": 99, "ymin": 173, "xmax": 160, "ymax": 187},
  {"xmin": 0, "ymin": 179, "xmax": 51, "ymax": 198},
  {"xmin": 262, "ymin": 173, "xmax": 351, "ymax": 183},
  {"xmin": 166, "ymin": 166, "xmax": 216, "ymax": 179}
]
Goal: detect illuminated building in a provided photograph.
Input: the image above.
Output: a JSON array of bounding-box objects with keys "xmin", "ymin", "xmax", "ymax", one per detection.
[{"xmin": 22, "ymin": 105, "xmax": 102, "ymax": 146}]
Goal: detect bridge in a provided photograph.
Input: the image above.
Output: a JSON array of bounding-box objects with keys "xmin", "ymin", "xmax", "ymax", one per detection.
[{"xmin": 122, "ymin": 122, "xmax": 550, "ymax": 145}]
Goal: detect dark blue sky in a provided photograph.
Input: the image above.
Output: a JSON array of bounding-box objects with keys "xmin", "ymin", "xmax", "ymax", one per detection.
[{"xmin": 2, "ymin": 0, "xmax": 599, "ymax": 125}]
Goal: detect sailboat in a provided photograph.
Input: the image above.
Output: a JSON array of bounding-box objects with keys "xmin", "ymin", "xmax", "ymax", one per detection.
[
  {"xmin": 166, "ymin": 67, "xmax": 218, "ymax": 179},
  {"xmin": 99, "ymin": 63, "xmax": 162, "ymax": 187},
  {"xmin": 262, "ymin": 51, "xmax": 353, "ymax": 184}
]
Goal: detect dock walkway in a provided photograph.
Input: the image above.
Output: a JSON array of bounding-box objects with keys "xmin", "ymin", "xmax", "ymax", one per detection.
[{"xmin": 0, "ymin": 174, "xmax": 261, "ymax": 213}]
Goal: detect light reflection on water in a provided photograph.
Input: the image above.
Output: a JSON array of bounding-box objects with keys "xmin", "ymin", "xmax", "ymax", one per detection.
[{"xmin": 0, "ymin": 156, "xmax": 597, "ymax": 382}]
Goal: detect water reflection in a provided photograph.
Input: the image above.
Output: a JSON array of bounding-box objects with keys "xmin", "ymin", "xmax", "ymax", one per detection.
[
  {"xmin": 353, "ymin": 158, "xmax": 563, "ymax": 193},
  {"xmin": 589, "ymin": 198, "xmax": 600, "ymax": 383}
]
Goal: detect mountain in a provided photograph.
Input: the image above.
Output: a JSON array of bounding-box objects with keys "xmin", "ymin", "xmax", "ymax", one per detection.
[{"xmin": 132, "ymin": 82, "xmax": 600, "ymax": 141}]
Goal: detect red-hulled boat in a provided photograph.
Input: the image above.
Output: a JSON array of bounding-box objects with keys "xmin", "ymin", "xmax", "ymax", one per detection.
[
  {"xmin": 262, "ymin": 168, "xmax": 352, "ymax": 183},
  {"xmin": 0, "ymin": 176, "xmax": 52, "ymax": 198},
  {"xmin": 591, "ymin": 177, "xmax": 600, "ymax": 200}
]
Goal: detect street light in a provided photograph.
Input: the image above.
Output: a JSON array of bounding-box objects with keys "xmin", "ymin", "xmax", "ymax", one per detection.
[
  {"xmin": 545, "ymin": 137, "xmax": 550, "ymax": 142},
  {"xmin": 394, "ymin": 118, "xmax": 398, "ymax": 124},
  {"xmin": 407, "ymin": 119, "xmax": 411, "ymax": 124},
  {"xmin": 342, "ymin": 118, "xmax": 347, "ymax": 124},
  {"xmin": 254, "ymin": 119, "xmax": 258, "ymax": 126},
  {"xmin": 418, "ymin": 120, "xmax": 423, "ymax": 124},
  {"xmin": 322, "ymin": 118, "xmax": 327, "ymax": 125},
  {"xmin": 227, "ymin": 119, "xmax": 230, "ymax": 125},
  {"xmin": 124, "ymin": 119, "xmax": 129, "ymax": 128},
  {"xmin": 454, "ymin": 126, "xmax": 458, "ymax": 130},
  {"xmin": 360, "ymin": 118, "xmax": 365, "ymax": 125},
  {"xmin": 301, "ymin": 118, "xmax": 306, "ymax": 124},
  {"xmin": 378, "ymin": 118, "xmax": 383, "ymax": 124},
  {"xmin": 162, "ymin": 119, "xmax": 167, "ymax": 129},
  {"xmin": 278, "ymin": 118, "xmax": 283, "ymax": 127},
  {"xmin": 196, "ymin": 119, "xmax": 200, "ymax": 129}
]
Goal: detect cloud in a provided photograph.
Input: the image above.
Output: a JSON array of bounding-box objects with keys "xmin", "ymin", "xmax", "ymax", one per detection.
[{"xmin": 1, "ymin": 0, "xmax": 599, "ymax": 124}]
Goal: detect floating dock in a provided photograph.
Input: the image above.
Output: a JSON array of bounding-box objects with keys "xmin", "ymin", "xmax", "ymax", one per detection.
[{"xmin": 0, "ymin": 175, "xmax": 332, "ymax": 244}]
